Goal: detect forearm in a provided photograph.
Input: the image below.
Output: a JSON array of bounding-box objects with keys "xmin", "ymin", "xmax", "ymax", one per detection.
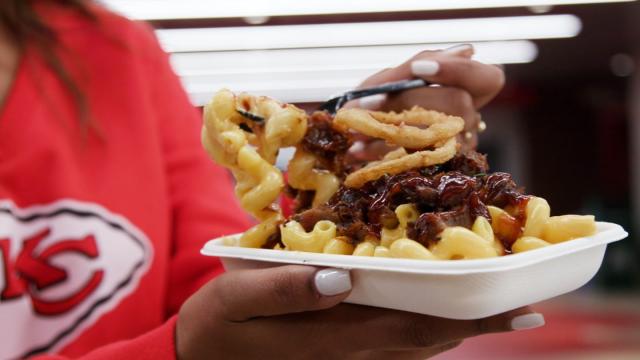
[{"xmin": 31, "ymin": 317, "xmax": 178, "ymax": 360}]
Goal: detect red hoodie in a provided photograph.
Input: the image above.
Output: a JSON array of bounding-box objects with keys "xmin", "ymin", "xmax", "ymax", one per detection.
[{"xmin": 0, "ymin": 3, "xmax": 250, "ymax": 359}]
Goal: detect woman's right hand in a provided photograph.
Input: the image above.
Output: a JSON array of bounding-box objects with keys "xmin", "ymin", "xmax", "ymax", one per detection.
[{"xmin": 176, "ymin": 265, "xmax": 544, "ymax": 359}]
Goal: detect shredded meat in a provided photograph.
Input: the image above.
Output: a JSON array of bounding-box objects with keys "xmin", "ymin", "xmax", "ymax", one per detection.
[
  {"xmin": 284, "ymin": 185, "xmax": 315, "ymax": 214},
  {"xmin": 261, "ymin": 227, "xmax": 283, "ymax": 249},
  {"xmin": 301, "ymin": 111, "xmax": 353, "ymax": 176},
  {"xmin": 287, "ymin": 113, "xmax": 528, "ymax": 252},
  {"xmin": 479, "ymin": 172, "xmax": 523, "ymax": 208},
  {"xmin": 443, "ymin": 151, "xmax": 489, "ymax": 175},
  {"xmin": 288, "ymin": 111, "xmax": 354, "ymax": 213},
  {"xmin": 292, "ymin": 150, "xmax": 527, "ymax": 249}
]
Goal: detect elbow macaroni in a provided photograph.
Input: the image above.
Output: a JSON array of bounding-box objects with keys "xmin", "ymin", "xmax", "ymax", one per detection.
[
  {"xmin": 502, "ymin": 198, "xmax": 596, "ymax": 254},
  {"xmin": 390, "ymin": 239, "xmax": 437, "ymax": 260},
  {"xmin": 471, "ymin": 216, "xmax": 504, "ymax": 256},
  {"xmin": 542, "ymin": 215, "xmax": 597, "ymax": 244},
  {"xmin": 380, "ymin": 204, "xmax": 419, "ymax": 247},
  {"xmin": 522, "ymin": 197, "xmax": 550, "ymax": 238},
  {"xmin": 281, "ymin": 220, "xmax": 336, "ymax": 253},
  {"xmin": 287, "ymin": 149, "xmax": 341, "ymax": 207},
  {"xmin": 323, "ymin": 237, "xmax": 355, "ymax": 255},
  {"xmin": 512, "ymin": 236, "xmax": 550, "ymax": 253},
  {"xmin": 353, "ymin": 239, "xmax": 377, "ymax": 257},
  {"xmin": 272, "ymin": 198, "xmax": 597, "ymax": 260},
  {"xmin": 373, "ymin": 246, "xmax": 391, "ymax": 258},
  {"xmin": 432, "ymin": 225, "xmax": 499, "ymax": 260},
  {"xmin": 202, "ymin": 89, "xmax": 308, "ymax": 248}
]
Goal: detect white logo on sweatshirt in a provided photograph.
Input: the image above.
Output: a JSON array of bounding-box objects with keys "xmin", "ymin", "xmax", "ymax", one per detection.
[{"xmin": 0, "ymin": 200, "xmax": 152, "ymax": 359}]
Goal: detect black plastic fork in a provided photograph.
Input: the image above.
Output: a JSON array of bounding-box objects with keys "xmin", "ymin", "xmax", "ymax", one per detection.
[
  {"xmin": 317, "ymin": 78, "xmax": 429, "ymax": 114},
  {"xmin": 236, "ymin": 78, "xmax": 430, "ymax": 121}
]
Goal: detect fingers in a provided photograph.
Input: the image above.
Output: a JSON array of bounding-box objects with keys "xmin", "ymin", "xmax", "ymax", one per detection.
[
  {"xmin": 384, "ymin": 307, "xmax": 540, "ymax": 349},
  {"xmin": 358, "ymin": 43, "xmax": 474, "ymax": 91},
  {"xmin": 359, "ymin": 341, "xmax": 463, "ymax": 360},
  {"xmin": 299, "ymin": 305, "xmax": 543, "ymax": 351},
  {"xmin": 210, "ymin": 265, "xmax": 351, "ymax": 322},
  {"xmin": 345, "ymin": 45, "xmax": 503, "ymax": 153},
  {"xmin": 442, "ymin": 43, "xmax": 475, "ymax": 58},
  {"xmin": 365, "ymin": 86, "xmax": 480, "ymax": 151},
  {"xmin": 411, "ymin": 56, "xmax": 505, "ymax": 108},
  {"xmin": 382, "ymin": 86, "xmax": 477, "ymax": 126},
  {"xmin": 357, "ymin": 45, "xmax": 504, "ymax": 109}
]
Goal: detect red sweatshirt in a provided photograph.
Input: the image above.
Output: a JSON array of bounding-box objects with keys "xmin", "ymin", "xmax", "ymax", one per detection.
[{"xmin": 0, "ymin": 3, "xmax": 250, "ymax": 359}]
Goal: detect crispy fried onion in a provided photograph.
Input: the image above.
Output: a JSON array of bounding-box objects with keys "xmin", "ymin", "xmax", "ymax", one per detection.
[
  {"xmin": 334, "ymin": 106, "xmax": 464, "ymax": 149},
  {"xmin": 202, "ymin": 89, "xmax": 307, "ymax": 247},
  {"xmin": 335, "ymin": 106, "xmax": 463, "ymax": 188},
  {"xmin": 345, "ymin": 137, "xmax": 458, "ymax": 188}
]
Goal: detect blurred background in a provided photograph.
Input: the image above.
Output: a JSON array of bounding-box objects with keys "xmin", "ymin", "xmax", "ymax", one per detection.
[{"xmin": 101, "ymin": 1, "xmax": 640, "ymax": 358}]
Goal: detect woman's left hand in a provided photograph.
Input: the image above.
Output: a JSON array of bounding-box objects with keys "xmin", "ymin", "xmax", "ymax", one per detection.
[{"xmin": 347, "ymin": 44, "xmax": 505, "ymax": 150}]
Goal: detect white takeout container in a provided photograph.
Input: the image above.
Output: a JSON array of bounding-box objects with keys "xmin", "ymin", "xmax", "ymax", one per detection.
[{"xmin": 201, "ymin": 222, "xmax": 627, "ymax": 319}]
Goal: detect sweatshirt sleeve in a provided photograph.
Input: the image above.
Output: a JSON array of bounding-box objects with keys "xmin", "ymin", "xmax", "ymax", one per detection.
[
  {"xmin": 41, "ymin": 20, "xmax": 251, "ymax": 360},
  {"xmin": 32, "ymin": 317, "xmax": 179, "ymax": 360},
  {"xmin": 30, "ymin": 10, "xmax": 250, "ymax": 360}
]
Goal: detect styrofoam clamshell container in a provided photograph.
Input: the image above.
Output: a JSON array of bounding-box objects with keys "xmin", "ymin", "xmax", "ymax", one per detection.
[{"xmin": 201, "ymin": 222, "xmax": 627, "ymax": 320}]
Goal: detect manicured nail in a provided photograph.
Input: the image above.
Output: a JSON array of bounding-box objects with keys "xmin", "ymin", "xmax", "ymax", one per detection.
[
  {"xmin": 442, "ymin": 44, "xmax": 474, "ymax": 56},
  {"xmin": 359, "ymin": 94, "xmax": 386, "ymax": 110},
  {"xmin": 511, "ymin": 313, "xmax": 545, "ymax": 330},
  {"xmin": 349, "ymin": 141, "xmax": 365, "ymax": 153},
  {"xmin": 314, "ymin": 269, "xmax": 351, "ymax": 296},
  {"xmin": 411, "ymin": 60, "xmax": 440, "ymax": 76}
]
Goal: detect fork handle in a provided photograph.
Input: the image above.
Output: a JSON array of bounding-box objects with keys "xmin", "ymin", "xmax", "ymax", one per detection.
[{"xmin": 344, "ymin": 79, "xmax": 430, "ymax": 103}]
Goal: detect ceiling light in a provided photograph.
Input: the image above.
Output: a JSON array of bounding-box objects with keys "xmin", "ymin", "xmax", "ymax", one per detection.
[
  {"xmin": 100, "ymin": 0, "xmax": 633, "ymax": 20},
  {"xmin": 156, "ymin": 15, "xmax": 580, "ymax": 53},
  {"xmin": 175, "ymin": 41, "xmax": 538, "ymax": 105}
]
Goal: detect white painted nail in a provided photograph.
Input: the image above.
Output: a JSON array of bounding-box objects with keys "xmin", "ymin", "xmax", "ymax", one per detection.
[
  {"xmin": 411, "ymin": 60, "xmax": 440, "ymax": 76},
  {"xmin": 349, "ymin": 141, "xmax": 365, "ymax": 153},
  {"xmin": 511, "ymin": 313, "xmax": 545, "ymax": 330},
  {"xmin": 442, "ymin": 44, "xmax": 474, "ymax": 56},
  {"xmin": 314, "ymin": 269, "xmax": 351, "ymax": 296},
  {"xmin": 359, "ymin": 94, "xmax": 386, "ymax": 110}
]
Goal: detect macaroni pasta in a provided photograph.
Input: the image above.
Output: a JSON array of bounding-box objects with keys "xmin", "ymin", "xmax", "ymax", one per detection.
[
  {"xmin": 287, "ymin": 148, "xmax": 341, "ymax": 207},
  {"xmin": 280, "ymin": 220, "xmax": 336, "ymax": 253},
  {"xmin": 380, "ymin": 204, "xmax": 419, "ymax": 247}
]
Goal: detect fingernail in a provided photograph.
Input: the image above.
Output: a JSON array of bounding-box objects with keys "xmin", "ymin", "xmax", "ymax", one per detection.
[
  {"xmin": 442, "ymin": 44, "xmax": 474, "ymax": 56},
  {"xmin": 314, "ymin": 268, "xmax": 351, "ymax": 296},
  {"xmin": 511, "ymin": 313, "xmax": 545, "ymax": 330},
  {"xmin": 359, "ymin": 94, "xmax": 386, "ymax": 110},
  {"xmin": 411, "ymin": 60, "xmax": 440, "ymax": 76},
  {"xmin": 349, "ymin": 141, "xmax": 365, "ymax": 153}
]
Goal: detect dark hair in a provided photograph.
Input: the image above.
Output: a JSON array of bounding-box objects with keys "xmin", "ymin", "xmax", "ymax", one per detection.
[{"xmin": 0, "ymin": 0, "xmax": 96, "ymax": 127}]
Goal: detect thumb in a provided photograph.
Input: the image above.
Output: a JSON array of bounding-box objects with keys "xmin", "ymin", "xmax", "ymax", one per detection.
[{"xmin": 209, "ymin": 265, "xmax": 351, "ymax": 322}]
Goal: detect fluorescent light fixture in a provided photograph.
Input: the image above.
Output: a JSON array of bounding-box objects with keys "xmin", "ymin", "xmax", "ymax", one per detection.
[
  {"xmin": 101, "ymin": 0, "xmax": 634, "ymax": 20},
  {"xmin": 176, "ymin": 40, "xmax": 537, "ymax": 105},
  {"xmin": 156, "ymin": 15, "xmax": 580, "ymax": 53}
]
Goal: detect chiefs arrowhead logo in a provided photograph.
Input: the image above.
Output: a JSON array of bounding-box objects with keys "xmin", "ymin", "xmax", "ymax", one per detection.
[{"xmin": 0, "ymin": 200, "xmax": 152, "ymax": 359}]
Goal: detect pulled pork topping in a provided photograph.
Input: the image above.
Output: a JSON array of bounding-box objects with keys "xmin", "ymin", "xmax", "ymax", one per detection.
[
  {"xmin": 291, "ymin": 151, "xmax": 530, "ymax": 251},
  {"xmin": 278, "ymin": 112, "xmax": 529, "ymax": 252},
  {"xmin": 300, "ymin": 111, "xmax": 354, "ymax": 176}
]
